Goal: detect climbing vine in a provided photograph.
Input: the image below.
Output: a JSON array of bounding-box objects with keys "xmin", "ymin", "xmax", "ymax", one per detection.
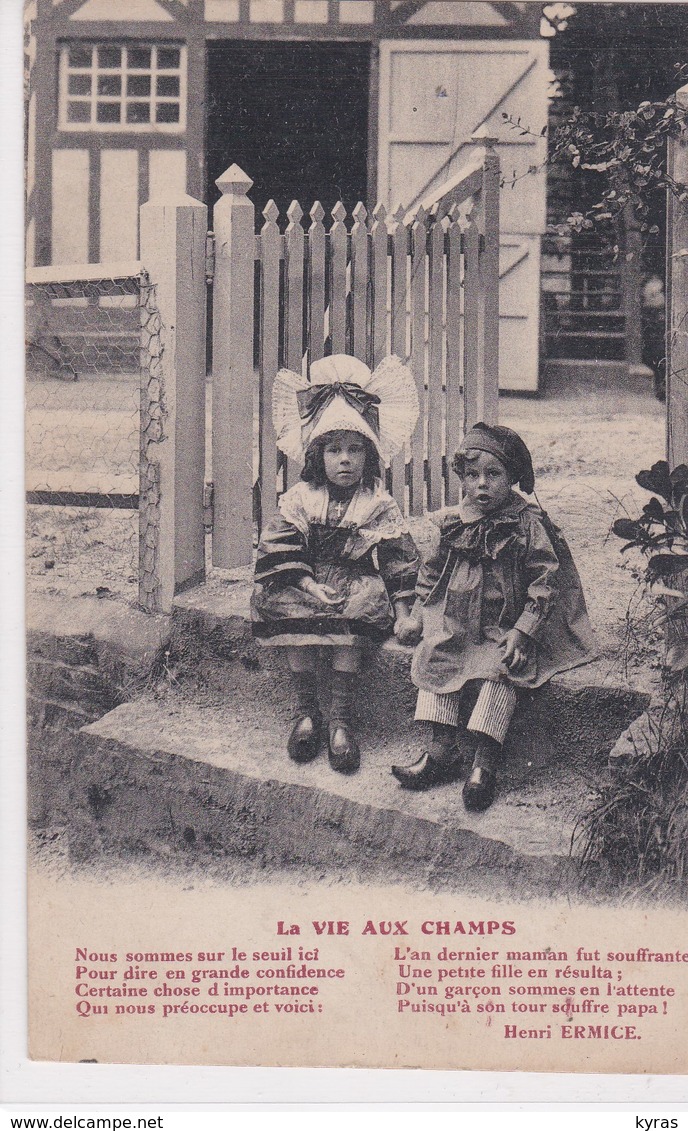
[{"xmin": 503, "ymin": 62, "xmax": 688, "ymax": 239}]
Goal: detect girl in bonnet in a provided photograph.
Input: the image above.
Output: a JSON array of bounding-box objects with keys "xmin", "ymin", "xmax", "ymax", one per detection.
[
  {"xmin": 251, "ymin": 354, "xmax": 420, "ymax": 774},
  {"xmin": 393, "ymin": 422, "xmax": 597, "ymax": 812}
]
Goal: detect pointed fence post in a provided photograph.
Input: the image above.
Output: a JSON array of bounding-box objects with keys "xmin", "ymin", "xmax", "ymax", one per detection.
[
  {"xmin": 390, "ymin": 202, "xmax": 409, "ymax": 510},
  {"xmin": 370, "ymin": 202, "xmax": 388, "ymax": 368},
  {"xmin": 258, "ymin": 199, "xmax": 281, "ymax": 526},
  {"xmin": 350, "ymin": 202, "xmax": 369, "ymax": 364},
  {"xmin": 472, "ymin": 134, "xmax": 500, "ymax": 425},
  {"xmin": 212, "ymin": 164, "xmax": 255, "ymax": 568},
  {"xmin": 308, "ymin": 202, "xmax": 326, "ymax": 366},
  {"xmin": 284, "ymin": 200, "xmax": 305, "ymax": 490},
  {"xmin": 330, "ymin": 202, "xmax": 348, "ymax": 356},
  {"xmin": 409, "ymin": 205, "xmax": 428, "ymax": 514},
  {"xmin": 463, "ymin": 208, "xmax": 482, "ymax": 429},
  {"xmin": 139, "ymin": 190, "xmax": 207, "ymax": 613}
]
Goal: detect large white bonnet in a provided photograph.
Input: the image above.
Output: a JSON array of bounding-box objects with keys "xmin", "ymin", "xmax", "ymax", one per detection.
[{"xmin": 272, "ymin": 353, "xmax": 419, "ymax": 467}]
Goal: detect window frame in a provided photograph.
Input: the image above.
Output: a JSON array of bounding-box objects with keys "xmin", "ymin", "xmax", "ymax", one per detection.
[{"xmin": 58, "ymin": 41, "xmax": 187, "ymax": 133}]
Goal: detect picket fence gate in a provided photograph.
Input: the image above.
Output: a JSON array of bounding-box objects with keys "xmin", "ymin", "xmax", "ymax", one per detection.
[
  {"xmin": 115, "ymin": 142, "xmax": 502, "ymax": 610},
  {"xmin": 210, "ymin": 141, "xmax": 500, "ymax": 573}
]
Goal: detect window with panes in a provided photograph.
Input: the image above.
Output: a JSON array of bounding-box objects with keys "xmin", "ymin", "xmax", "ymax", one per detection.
[{"xmin": 59, "ymin": 43, "xmax": 186, "ymax": 131}]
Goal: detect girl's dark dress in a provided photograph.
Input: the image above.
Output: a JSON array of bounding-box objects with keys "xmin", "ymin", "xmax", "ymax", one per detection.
[{"xmin": 252, "ymin": 479, "xmax": 419, "ymax": 647}]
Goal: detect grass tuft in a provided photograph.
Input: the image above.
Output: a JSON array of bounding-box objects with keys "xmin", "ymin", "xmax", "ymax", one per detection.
[{"xmin": 576, "ymin": 678, "xmax": 688, "ymax": 899}]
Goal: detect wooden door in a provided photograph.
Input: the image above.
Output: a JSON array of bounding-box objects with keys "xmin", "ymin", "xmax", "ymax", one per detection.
[{"xmin": 378, "ymin": 38, "xmax": 549, "ymax": 391}]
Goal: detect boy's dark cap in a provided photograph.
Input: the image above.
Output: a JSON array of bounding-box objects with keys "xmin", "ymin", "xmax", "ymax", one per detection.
[{"xmin": 458, "ymin": 422, "xmax": 535, "ymax": 495}]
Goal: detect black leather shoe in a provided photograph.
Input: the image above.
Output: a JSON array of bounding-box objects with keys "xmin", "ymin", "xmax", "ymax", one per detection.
[
  {"xmin": 462, "ymin": 767, "xmax": 497, "ymax": 811},
  {"xmin": 328, "ymin": 723, "xmax": 360, "ymax": 774},
  {"xmin": 287, "ymin": 714, "xmax": 322, "ymax": 763},
  {"xmin": 391, "ymin": 748, "xmax": 464, "ymax": 791}
]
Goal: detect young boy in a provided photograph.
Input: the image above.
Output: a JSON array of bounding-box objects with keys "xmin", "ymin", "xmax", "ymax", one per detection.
[{"xmin": 392, "ymin": 422, "xmax": 596, "ymax": 812}]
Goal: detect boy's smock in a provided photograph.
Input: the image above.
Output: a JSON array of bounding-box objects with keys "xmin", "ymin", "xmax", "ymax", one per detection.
[{"xmin": 411, "ymin": 492, "xmax": 597, "ymax": 694}]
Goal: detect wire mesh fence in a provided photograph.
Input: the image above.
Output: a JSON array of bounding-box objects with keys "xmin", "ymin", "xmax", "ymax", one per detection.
[{"xmin": 25, "ymin": 273, "xmax": 162, "ymax": 604}]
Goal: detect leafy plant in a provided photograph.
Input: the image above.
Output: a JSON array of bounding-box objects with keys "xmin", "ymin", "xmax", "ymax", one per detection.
[
  {"xmin": 611, "ymin": 460, "xmax": 688, "ymax": 672},
  {"xmin": 576, "ymin": 461, "xmax": 688, "ymax": 899},
  {"xmin": 502, "ymin": 55, "xmax": 688, "ymax": 242}
]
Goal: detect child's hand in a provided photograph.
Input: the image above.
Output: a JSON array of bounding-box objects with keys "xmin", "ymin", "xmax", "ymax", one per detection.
[
  {"xmin": 500, "ymin": 628, "xmax": 532, "ymax": 673},
  {"xmin": 394, "ymin": 614, "xmax": 423, "ymax": 646},
  {"xmin": 298, "ymin": 578, "xmax": 345, "ymax": 610}
]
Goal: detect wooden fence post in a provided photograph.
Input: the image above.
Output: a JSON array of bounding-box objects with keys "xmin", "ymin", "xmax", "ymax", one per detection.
[
  {"xmin": 474, "ymin": 135, "xmax": 500, "ymax": 426},
  {"xmin": 211, "ymin": 164, "xmax": 255, "ymax": 568},
  {"xmin": 258, "ymin": 199, "xmax": 281, "ymax": 526},
  {"xmin": 139, "ymin": 191, "xmax": 207, "ymax": 613},
  {"xmin": 463, "ymin": 213, "xmax": 482, "ymax": 429},
  {"xmin": 667, "ymin": 86, "xmax": 688, "ymax": 468}
]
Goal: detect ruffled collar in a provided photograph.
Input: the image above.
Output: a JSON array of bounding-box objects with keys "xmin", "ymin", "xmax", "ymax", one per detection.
[
  {"xmin": 440, "ymin": 493, "xmax": 532, "ymax": 561},
  {"xmin": 277, "ymin": 479, "xmax": 409, "ymax": 560}
]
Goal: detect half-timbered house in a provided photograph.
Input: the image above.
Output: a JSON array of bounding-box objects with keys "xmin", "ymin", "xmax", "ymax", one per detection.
[{"xmin": 25, "ymin": 0, "xmax": 550, "ymax": 390}]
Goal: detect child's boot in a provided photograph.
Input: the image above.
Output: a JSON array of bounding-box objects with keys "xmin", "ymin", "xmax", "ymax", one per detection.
[
  {"xmin": 392, "ymin": 723, "xmax": 464, "ymax": 791},
  {"xmin": 462, "ymin": 681, "xmax": 516, "ymax": 810},
  {"xmin": 462, "ymin": 734, "xmax": 501, "ymax": 811},
  {"xmin": 328, "ymin": 670, "xmax": 360, "ymax": 774},
  {"xmin": 287, "ymin": 671, "xmax": 322, "ymax": 763}
]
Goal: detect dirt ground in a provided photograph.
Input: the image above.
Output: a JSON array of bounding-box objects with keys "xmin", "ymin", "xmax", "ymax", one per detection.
[
  {"xmin": 26, "ymin": 373, "xmax": 140, "ymax": 600},
  {"xmin": 26, "ymin": 377, "xmax": 666, "ymax": 676}
]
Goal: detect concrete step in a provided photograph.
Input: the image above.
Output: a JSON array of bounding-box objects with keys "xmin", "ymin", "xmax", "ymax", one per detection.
[{"xmin": 69, "ymin": 577, "xmax": 651, "ymax": 898}]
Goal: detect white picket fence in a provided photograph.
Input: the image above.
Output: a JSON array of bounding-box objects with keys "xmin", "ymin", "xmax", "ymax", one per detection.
[{"xmin": 26, "ymin": 141, "xmax": 502, "ymax": 613}]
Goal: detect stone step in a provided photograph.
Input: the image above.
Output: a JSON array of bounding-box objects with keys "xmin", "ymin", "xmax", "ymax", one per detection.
[
  {"xmin": 73, "ymin": 676, "xmax": 645, "ymax": 901},
  {"xmin": 64, "ymin": 576, "xmax": 650, "ymax": 897},
  {"xmin": 74, "ymin": 696, "xmax": 576, "ymax": 899}
]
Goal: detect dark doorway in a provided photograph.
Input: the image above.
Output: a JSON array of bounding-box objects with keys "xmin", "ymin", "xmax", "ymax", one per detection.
[{"xmin": 206, "ymin": 41, "xmax": 370, "ymax": 223}]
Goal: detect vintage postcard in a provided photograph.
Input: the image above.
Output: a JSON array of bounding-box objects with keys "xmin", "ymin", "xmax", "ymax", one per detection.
[{"xmin": 18, "ymin": 0, "xmax": 688, "ymax": 1081}]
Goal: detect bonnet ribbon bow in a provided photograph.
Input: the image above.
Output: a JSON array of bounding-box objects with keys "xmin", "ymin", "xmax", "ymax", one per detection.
[{"xmin": 297, "ymin": 381, "xmax": 381, "ymax": 435}]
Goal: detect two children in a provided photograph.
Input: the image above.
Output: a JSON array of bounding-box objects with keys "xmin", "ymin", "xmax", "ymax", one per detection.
[{"xmin": 252, "ymin": 356, "xmax": 596, "ymax": 809}]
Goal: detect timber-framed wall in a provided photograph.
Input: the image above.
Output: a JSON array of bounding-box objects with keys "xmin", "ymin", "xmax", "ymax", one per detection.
[{"xmin": 26, "ymin": 0, "xmax": 547, "ymax": 390}]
